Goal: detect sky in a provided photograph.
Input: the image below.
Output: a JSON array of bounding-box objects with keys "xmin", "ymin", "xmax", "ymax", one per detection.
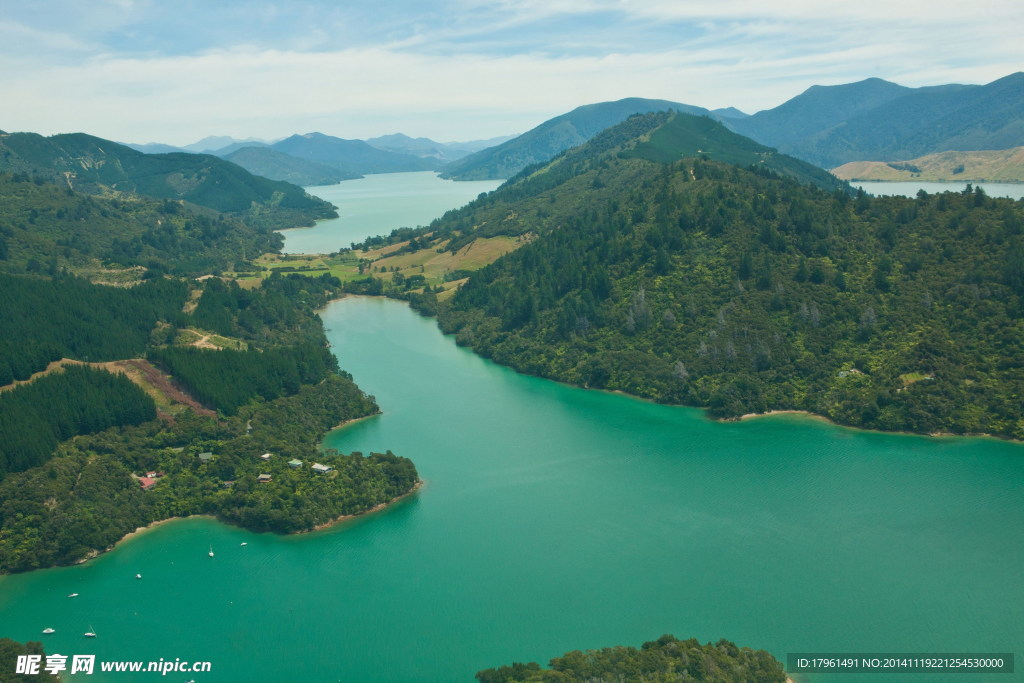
[{"xmin": 1, "ymin": 0, "xmax": 1021, "ymax": 146}]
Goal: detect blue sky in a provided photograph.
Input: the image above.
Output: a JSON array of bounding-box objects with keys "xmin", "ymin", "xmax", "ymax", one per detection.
[{"xmin": 1, "ymin": 0, "xmax": 1021, "ymax": 145}]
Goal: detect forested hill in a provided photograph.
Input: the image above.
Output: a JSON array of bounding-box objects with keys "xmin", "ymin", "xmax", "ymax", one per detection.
[
  {"xmin": 402, "ymin": 114, "xmax": 1024, "ymax": 439},
  {"xmin": 356, "ymin": 111, "xmax": 845, "ymax": 253},
  {"xmin": 0, "ymin": 172, "xmax": 283, "ymax": 277},
  {"xmin": 475, "ymin": 634, "xmax": 786, "ymax": 682},
  {"xmin": 0, "ymin": 131, "xmax": 337, "ymax": 231}
]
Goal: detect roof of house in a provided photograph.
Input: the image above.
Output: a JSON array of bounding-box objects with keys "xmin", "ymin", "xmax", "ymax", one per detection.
[{"xmin": 138, "ymin": 477, "xmax": 158, "ymax": 489}]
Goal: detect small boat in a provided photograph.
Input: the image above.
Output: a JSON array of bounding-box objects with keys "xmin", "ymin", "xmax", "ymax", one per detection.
[
  {"xmin": 42, "ymin": 628, "xmax": 55, "ymax": 634},
  {"xmin": 208, "ymin": 545, "xmax": 214, "ymax": 557},
  {"xmin": 84, "ymin": 625, "xmax": 97, "ymax": 638},
  {"xmin": 68, "ymin": 593, "xmax": 79, "ymax": 598},
  {"xmin": 240, "ymin": 542, "xmax": 247, "ymax": 546},
  {"xmin": 135, "ymin": 573, "xmax": 142, "ymax": 579}
]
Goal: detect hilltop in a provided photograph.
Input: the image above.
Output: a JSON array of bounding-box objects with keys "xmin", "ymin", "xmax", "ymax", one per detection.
[{"xmin": 440, "ymin": 97, "xmax": 715, "ymax": 181}]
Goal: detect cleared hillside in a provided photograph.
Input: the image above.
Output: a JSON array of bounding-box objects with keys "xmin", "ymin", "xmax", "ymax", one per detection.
[{"xmin": 833, "ymin": 147, "xmax": 1024, "ymax": 182}]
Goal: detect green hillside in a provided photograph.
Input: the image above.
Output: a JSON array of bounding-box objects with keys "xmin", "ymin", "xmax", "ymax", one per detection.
[
  {"xmin": 0, "ymin": 172, "xmax": 284, "ymax": 277},
  {"xmin": 391, "ymin": 113, "xmax": 1024, "ymax": 440},
  {"xmin": 0, "ymin": 131, "xmax": 337, "ymax": 230}
]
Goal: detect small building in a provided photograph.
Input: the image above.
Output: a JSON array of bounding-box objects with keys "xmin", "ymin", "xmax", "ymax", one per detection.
[
  {"xmin": 138, "ymin": 477, "xmax": 158, "ymax": 491},
  {"xmin": 260, "ymin": 453, "xmax": 273, "ymax": 461},
  {"xmin": 311, "ymin": 463, "xmax": 332, "ymax": 474},
  {"xmin": 198, "ymin": 452, "xmax": 214, "ymax": 463},
  {"xmin": 145, "ymin": 471, "xmax": 165, "ymax": 478},
  {"xmin": 222, "ymin": 480, "xmax": 235, "ymax": 489},
  {"xmin": 288, "ymin": 459, "xmax": 303, "ymax": 469},
  {"xmin": 257, "ymin": 473, "xmax": 273, "ymax": 483}
]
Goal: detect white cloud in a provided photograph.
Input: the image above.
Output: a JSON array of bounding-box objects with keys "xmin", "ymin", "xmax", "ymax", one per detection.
[{"xmin": 1, "ymin": 0, "xmax": 1020, "ymax": 143}]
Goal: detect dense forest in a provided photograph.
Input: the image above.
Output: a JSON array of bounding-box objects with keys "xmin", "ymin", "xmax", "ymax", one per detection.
[
  {"xmin": 0, "ymin": 272, "xmax": 187, "ymax": 382},
  {"xmin": 387, "ymin": 113, "xmax": 1024, "ymax": 439},
  {"xmin": 0, "ymin": 639, "xmax": 58, "ymax": 682},
  {"xmin": 475, "ymin": 634, "xmax": 786, "ymax": 682},
  {"xmin": 0, "ymin": 172, "xmax": 284, "ymax": 277},
  {"xmin": 0, "ymin": 268, "xmax": 418, "ymax": 573},
  {"xmin": 0, "ymin": 365, "xmax": 155, "ymax": 477},
  {"xmin": 148, "ymin": 342, "xmax": 338, "ymax": 415}
]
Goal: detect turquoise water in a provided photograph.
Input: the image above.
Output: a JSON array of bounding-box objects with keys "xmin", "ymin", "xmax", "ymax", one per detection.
[
  {"xmin": 1, "ymin": 297, "xmax": 1021, "ymax": 681},
  {"xmin": 852, "ymin": 180, "xmax": 1024, "ymax": 199},
  {"xmin": 279, "ymin": 172, "xmax": 502, "ymax": 254}
]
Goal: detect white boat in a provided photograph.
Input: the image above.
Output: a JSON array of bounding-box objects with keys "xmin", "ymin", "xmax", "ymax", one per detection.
[
  {"xmin": 42, "ymin": 628, "xmax": 55, "ymax": 634},
  {"xmin": 67, "ymin": 593, "xmax": 79, "ymax": 598},
  {"xmin": 135, "ymin": 573, "xmax": 142, "ymax": 579},
  {"xmin": 208, "ymin": 545, "xmax": 214, "ymax": 557},
  {"xmin": 240, "ymin": 542, "xmax": 247, "ymax": 546},
  {"xmin": 84, "ymin": 625, "xmax": 97, "ymax": 638}
]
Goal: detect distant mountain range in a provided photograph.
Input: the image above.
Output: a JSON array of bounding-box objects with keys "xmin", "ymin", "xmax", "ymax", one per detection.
[
  {"xmin": 729, "ymin": 72, "xmax": 1024, "ymax": 168},
  {"xmin": 124, "ymin": 132, "xmax": 516, "ymax": 186},
  {"xmin": 269, "ymin": 132, "xmax": 441, "ymax": 175},
  {"xmin": 364, "ymin": 133, "xmax": 514, "ymax": 162},
  {"xmin": 0, "ymin": 131, "xmax": 335, "ymax": 230},
  {"xmin": 112, "ymin": 72, "xmax": 1022, "ymax": 186},
  {"xmin": 222, "ymin": 146, "xmax": 359, "ymax": 186}
]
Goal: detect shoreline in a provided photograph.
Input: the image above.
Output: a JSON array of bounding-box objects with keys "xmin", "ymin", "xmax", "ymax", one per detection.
[
  {"xmin": 734, "ymin": 409, "xmax": 830, "ymax": 422},
  {"xmin": 730, "ymin": 408, "xmax": 1012, "ymax": 442},
  {"xmin": 93, "ymin": 515, "xmax": 218, "ymax": 560},
  {"xmin": 300, "ymin": 479, "xmax": 424, "ymax": 533},
  {"xmin": 71, "ymin": 480, "xmax": 424, "ymax": 567},
  {"xmin": 329, "ymin": 412, "xmax": 379, "ymax": 432}
]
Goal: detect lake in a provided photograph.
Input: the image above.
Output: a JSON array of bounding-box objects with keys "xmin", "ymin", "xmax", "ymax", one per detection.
[
  {"xmin": 278, "ymin": 172, "xmax": 502, "ymax": 254},
  {"xmin": 852, "ymin": 180, "xmax": 1024, "ymax": 199},
  {"xmin": 0, "ymin": 173, "xmax": 1021, "ymax": 682}
]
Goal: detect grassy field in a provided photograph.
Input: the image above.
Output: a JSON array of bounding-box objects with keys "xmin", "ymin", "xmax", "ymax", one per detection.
[
  {"xmin": 231, "ymin": 234, "xmax": 530, "ymax": 293},
  {"xmin": 368, "ymin": 235, "xmax": 525, "ymax": 285},
  {"xmin": 833, "ymin": 147, "xmax": 1024, "ymax": 182}
]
